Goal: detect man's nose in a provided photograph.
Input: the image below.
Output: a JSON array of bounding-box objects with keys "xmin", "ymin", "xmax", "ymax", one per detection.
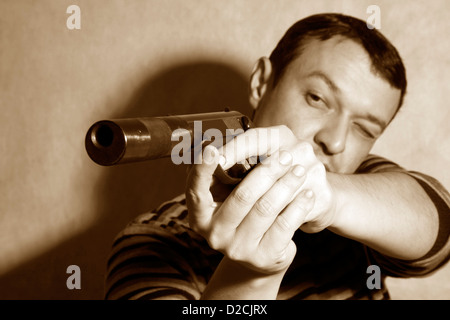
[{"xmin": 313, "ymin": 115, "xmax": 348, "ymax": 155}]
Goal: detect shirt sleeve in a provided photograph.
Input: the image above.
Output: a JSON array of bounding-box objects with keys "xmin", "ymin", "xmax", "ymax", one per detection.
[
  {"xmin": 357, "ymin": 155, "xmax": 450, "ymax": 277},
  {"xmin": 104, "ymin": 194, "xmax": 222, "ymax": 300}
]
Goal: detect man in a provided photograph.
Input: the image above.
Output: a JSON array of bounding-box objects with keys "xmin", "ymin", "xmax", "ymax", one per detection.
[{"xmin": 105, "ymin": 13, "xmax": 450, "ymax": 300}]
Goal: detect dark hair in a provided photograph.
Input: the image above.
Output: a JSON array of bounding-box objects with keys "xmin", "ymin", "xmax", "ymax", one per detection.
[{"xmin": 269, "ymin": 13, "xmax": 407, "ymax": 112}]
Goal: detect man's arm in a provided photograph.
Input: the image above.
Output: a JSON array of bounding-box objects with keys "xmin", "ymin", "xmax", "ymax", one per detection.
[{"xmin": 326, "ymin": 171, "xmax": 439, "ymax": 260}]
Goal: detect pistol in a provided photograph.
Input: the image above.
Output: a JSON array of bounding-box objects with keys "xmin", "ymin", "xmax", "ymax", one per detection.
[{"xmin": 85, "ymin": 110, "xmax": 255, "ymax": 184}]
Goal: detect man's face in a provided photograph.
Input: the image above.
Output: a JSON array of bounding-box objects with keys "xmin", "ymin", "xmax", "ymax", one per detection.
[{"xmin": 252, "ymin": 37, "xmax": 401, "ymax": 173}]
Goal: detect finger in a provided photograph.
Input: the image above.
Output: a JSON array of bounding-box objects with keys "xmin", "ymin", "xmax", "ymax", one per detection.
[
  {"xmin": 218, "ymin": 126, "xmax": 296, "ymax": 171},
  {"xmin": 186, "ymin": 145, "xmax": 221, "ymax": 227},
  {"xmin": 211, "ymin": 150, "xmax": 294, "ymax": 229},
  {"xmin": 260, "ymin": 189, "xmax": 315, "ymax": 253},
  {"xmin": 235, "ymin": 165, "xmax": 307, "ymax": 242}
]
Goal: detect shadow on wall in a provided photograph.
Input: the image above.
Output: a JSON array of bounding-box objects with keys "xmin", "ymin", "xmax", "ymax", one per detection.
[{"xmin": 0, "ymin": 61, "xmax": 252, "ymax": 299}]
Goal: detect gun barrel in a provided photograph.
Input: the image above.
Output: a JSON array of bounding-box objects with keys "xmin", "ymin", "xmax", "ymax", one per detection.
[{"xmin": 85, "ymin": 111, "xmax": 251, "ymax": 166}]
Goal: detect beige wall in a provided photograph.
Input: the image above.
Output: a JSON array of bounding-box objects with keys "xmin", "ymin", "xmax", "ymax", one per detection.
[{"xmin": 0, "ymin": 0, "xmax": 448, "ymax": 299}]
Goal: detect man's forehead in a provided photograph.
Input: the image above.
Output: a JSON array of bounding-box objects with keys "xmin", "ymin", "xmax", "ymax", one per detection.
[{"xmin": 294, "ymin": 36, "xmax": 370, "ymax": 70}]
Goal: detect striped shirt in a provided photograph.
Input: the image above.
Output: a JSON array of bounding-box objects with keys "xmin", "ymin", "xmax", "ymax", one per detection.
[{"xmin": 105, "ymin": 155, "xmax": 450, "ymax": 300}]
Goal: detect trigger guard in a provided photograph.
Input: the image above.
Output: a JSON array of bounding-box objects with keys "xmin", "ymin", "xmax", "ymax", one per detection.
[
  {"xmin": 213, "ymin": 161, "xmax": 255, "ymax": 185},
  {"xmin": 213, "ymin": 166, "xmax": 243, "ymax": 185}
]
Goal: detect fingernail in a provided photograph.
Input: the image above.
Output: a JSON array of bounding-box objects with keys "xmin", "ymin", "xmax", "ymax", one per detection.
[
  {"xmin": 293, "ymin": 165, "xmax": 305, "ymax": 177},
  {"xmin": 279, "ymin": 151, "xmax": 292, "ymax": 165}
]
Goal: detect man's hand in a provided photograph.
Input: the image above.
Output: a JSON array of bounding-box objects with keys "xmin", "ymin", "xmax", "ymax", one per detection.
[
  {"xmin": 186, "ymin": 125, "xmax": 337, "ymax": 275},
  {"xmin": 217, "ymin": 125, "xmax": 336, "ymax": 233}
]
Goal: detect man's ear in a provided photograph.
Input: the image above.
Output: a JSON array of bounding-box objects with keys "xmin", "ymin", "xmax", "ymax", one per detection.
[{"xmin": 249, "ymin": 57, "xmax": 273, "ymax": 110}]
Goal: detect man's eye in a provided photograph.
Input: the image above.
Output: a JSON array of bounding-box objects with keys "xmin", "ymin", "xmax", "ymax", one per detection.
[
  {"xmin": 355, "ymin": 124, "xmax": 376, "ymax": 139},
  {"xmin": 305, "ymin": 92, "xmax": 326, "ymax": 108},
  {"xmin": 309, "ymin": 93, "xmax": 321, "ymax": 101}
]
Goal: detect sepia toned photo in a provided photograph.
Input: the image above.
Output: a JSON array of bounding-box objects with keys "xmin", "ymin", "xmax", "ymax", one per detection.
[{"xmin": 0, "ymin": 0, "xmax": 449, "ymax": 305}]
